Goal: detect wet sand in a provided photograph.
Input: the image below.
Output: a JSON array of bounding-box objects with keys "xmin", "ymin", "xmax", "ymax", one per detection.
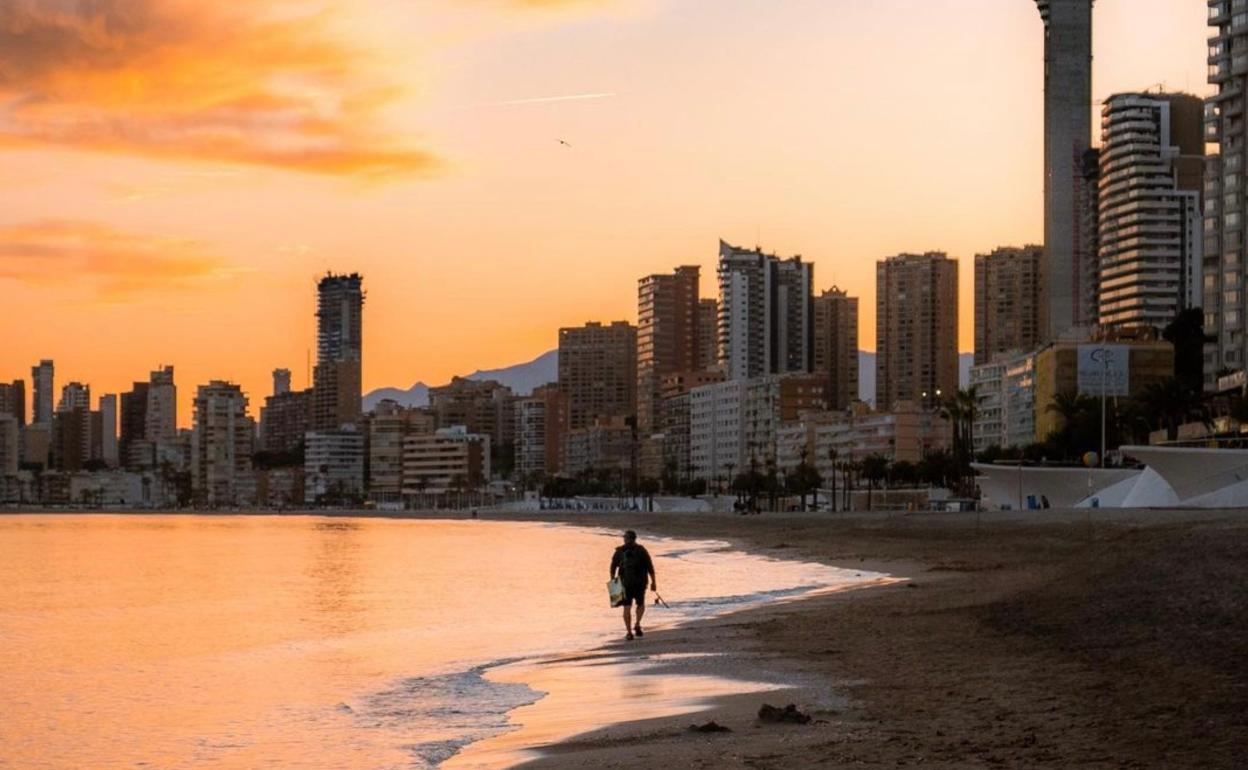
[{"xmin": 477, "ymin": 507, "xmax": 1248, "ymax": 769}]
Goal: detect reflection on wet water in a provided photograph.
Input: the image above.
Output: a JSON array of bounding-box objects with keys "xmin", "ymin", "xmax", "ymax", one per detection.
[{"xmin": 0, "ymin": 515, "xmax": 884, "ymax": 769}]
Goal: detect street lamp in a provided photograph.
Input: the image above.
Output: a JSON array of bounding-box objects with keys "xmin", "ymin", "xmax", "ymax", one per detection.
[{"xmin": 1090, "ymin": 347, "xmax": 1111, "ymax": 468}]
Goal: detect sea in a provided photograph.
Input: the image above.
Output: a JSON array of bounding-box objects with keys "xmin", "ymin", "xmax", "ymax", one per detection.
[{"xmin": 0, "ymin": 514, "xmax": 887, "ymax": 769}]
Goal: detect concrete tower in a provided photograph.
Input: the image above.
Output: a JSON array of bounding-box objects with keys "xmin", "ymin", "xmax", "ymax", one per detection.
[{"xmin": 1035, "ymin": 0, "xmax": 1096, "ymax": 339}]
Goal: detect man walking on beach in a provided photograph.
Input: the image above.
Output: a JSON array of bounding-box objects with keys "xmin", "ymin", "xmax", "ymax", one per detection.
[{"xmin": 610, "ymin": 530, "xmax": 656, "ymax": 641}]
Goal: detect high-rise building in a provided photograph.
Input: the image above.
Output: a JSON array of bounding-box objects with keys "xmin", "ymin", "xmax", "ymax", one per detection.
[
  {"xmin": 557, "ymin": 321, "xmax": 637, "ymax": 432},
  {"xmin": 428, "ymin": 377, "xmax": 516, "ymax": 450},
  {"xmin": 50, "ymin": 406, "xmax": 91, "ymax": 471},
  {"xmin": 514, "ymin": 384, "xmax": 566, "ymax": 480},
  {"xmin": 974, "ymin": 246, "xmax": 1043, "ymax": 365},
  {"xmin": 717, "ymin": 241, "xmax": 814, "ymax": 380},
  {"xmin": 658, "ymin": 369, "xmax": 725, "ymax": 484},
  {"xmin": 0, "ymin": 380, "xmax": 25, "ymax": 426},
  {"xmin": 259, "ymin": 388, "xmax": 312, "ymax": 453},
  {"xmin": 272, "ymin": 368, "xmax": 292, "ymax": 396},
  {"xmin": 146, "ymin": 366, "xmax": 176, "ymax": 441},
  {"xmin": 1205, "ymin": 1, "xmax": 1248, "ymax": 385},
  {"xmin": 304, "ymin": 427, "xmax": 365, "ymax": 504},
  {"xmin": 876, "ymin": 253, "xmax": 959, "ymax": 410},
  {"xmin": 637, "ymin": 266, "xmax": 702, "ymax": 434},
  {"xmin": 312, "ymin": 272, "xmax": 364, "ymax": 430},
  {"xmin": 0, "ymin": 414, "xmax": 18, "ymax": 476},
  {"xmin": 57, "ymin": 382, "xmax": 89, "ymax": 413},
  {"xmin": 191, "ymin": 381, "xmax": 255, "ymax": 507},
  {"xmin": 697, "ymin": 298, "xmax": 719, "ymax": 372},
  {"xmin": 368, "ymin": 400, "xmax": 436, "ymax": 503},
  {"xmin": 31, "ymin": 360, "xmax": 53, "ymax": 426},
  {"xmin": 812, "ymin": 288, "xmax": 859, "ymax": 409},
  {"xmin": 99, "ymin": 394, "xmax": 118, "ymax": 467},
  {"xmin": 401, "ymin": 427, "xmax": 489, "ymax": 500},
  {"xmin": 119, "ymin": 382, "xmax": 150, "ymax": 468},
  {"xmin": 1034, "ymin": 0, "xmax": 1097, "ymax": 338},
  {"xmin": 1098, "ymin": 93, "xmax": 1205, "ymax": 332}
]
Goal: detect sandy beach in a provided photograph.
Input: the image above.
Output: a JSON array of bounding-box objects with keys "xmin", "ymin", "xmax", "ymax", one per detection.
[{"xmin": 468, "ymin": 507, "xmax": 1248, "ymax": 769}]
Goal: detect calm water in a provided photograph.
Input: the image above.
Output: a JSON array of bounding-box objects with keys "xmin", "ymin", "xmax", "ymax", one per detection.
[{"xmin": 0, "ymin": 515, "xmax": 884, "ymax": 769}]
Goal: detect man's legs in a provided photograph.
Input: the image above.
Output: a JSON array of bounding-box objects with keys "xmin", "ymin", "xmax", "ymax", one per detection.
[
  {"xmin": 634, "ymin": 601, "xmax": 646, "ymax": 628},
  {"xmin": 622, "ymin": 604, "xmax": 633, "ymax": 635}
]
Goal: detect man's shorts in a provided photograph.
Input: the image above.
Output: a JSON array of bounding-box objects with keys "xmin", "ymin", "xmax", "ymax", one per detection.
[{"xmin": 621, "ymin": 581, "xmax": 647, "ymax": 607}]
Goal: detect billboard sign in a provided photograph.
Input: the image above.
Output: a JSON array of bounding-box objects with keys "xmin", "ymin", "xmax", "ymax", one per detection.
[{"xmin": 1077, "ymin": 345, "xmax": 1129, "ymax": 397}]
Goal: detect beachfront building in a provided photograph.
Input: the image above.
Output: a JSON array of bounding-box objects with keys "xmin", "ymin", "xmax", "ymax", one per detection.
[
  {"xmin": 312, "ymin": 272, "xmax": 365, "ymax": 431},
  {"xmin": 1098, "ymin": 92, "xmax": 1204, "ymax": 332},
  {"xmin": 564, "ymin": 416, "xmax": 634, "ymax": 478},
  {"xmin": 637, "ymin": 266, "xmax": 704, "ymax": 435},
  {"xmin": 658, "ymin": 370, "xmax": 726, "ymax": 485},
  {"xmin": 970, "ymin": 351, "xmax": 1038, "ymax": 452},
  {"xmin": 558, "ymin": 321, "xmax": 637, "ymax": 432},
  {"xmin": 0, "ymin": 414, "xmax": 19, "ymax": 477},
  {"xmin": 812, "ymin": 287, "xmax": 859, "ymax": 410},
  {"xmin": 1032, "ymin": 335, "xmax": 1174, "ymax": 442},
  {"xmin": 689, "ymin": 374, "xmax": 825, "ymax": 485},
  {"xmin": 190, "ymin": 381, "xmax": 255, "ymax": 507},
  {"xmin": 401, "ymin": 426, "xmax": 490, "ymax": 502},
  {"xmin": 514, "ymin": 384, "xmax": 566, "ymax": 481},
  {"xmin": 812, "ymin": 402, "xmax": 952, "ymax": 472},
  {"xmin": 1204, "ymin": 3, "xmax": 1248, "ymax": 386},
  {"xmin": 31, "ymin": 359, "xmax": 54, "ymax": 426},
  {"xmin": 1033, "ymin": 0, "xmax": 1098, "ymax": 338},
  {"xmin": 974, "ymin": 246, "xmax": 1043, "ymax": 366},
  {"xmin": 304, "ymin": 427, "xmax": 366, "ymax": 504},
  {"xmin": 0, "ymin": 379, "xmax": 26, "ymax": 427},
  {"xmin": 876, "ymin": 252, "xmax": 959, "ymax": 410},
  {"xmin": 368, "ymin": 400, "xmax": 436, "ymax": 504},
  {"xmin": 690, "ymin": 379, "xmax": 747, "ymax": 486},
  {"xmin": 717, "ymin": 240, "xmax": 814, "ymax": 380}
]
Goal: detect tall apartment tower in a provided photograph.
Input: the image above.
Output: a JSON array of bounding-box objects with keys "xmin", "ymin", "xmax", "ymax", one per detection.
[
  {"xmin": 31, "ymin": 360, "xmax": 53, "ymax": 425},
  {"xmin": 191, "ymin": 381, "xmax": 255, "ymax": 506},
  {"xmin": 1098, "ymin": 93, "xmax": 1205, "ymax": 332},
  {"xmin": 974, "ymin": 245, "xmax": 1043, "ymax": 365},
  {"xmin": 273, "ymin": 368, "xmax": 292, "ymax": 396},
  {"xmin": 717, "ymin": 240, "xmax": 813, "ymax": 381},
  {"xmin": 1034, "ymin": 0, "xmax": 1096, "ymax": 338},
  {"xmin": 637, "ymin": 266, "xmax": 701, "ymax": 433},
  {"xmin": 57, "ymin": 382, "xmax": 90, "ymax": 413},
  {"xmin": 0, "ymin": 380, "xmax": 25, "ymax": 426},
  {"xmin": 1204, "ymin": 2, "xmax": 1248, "ymax": 384},
  {"xmin": 557, "ymin": 321, "xmax": 637, "ymax": 431},
  {"xmin": 812, "ymin": 287, "xmax": 859, "ymax": 410},
  {"xmin": 876, "ymin": 253, "xmax": 959, "ymax": 410},
  {"xmin": 312, "ymin": 273, "xmax": 364, "ymax": 430},
  {"xmin": 697, "ymin": 298, "xmax": 719, "ymax": 372},
  {"xmin": 99, "ymin": 393, "xmax": 118, "ymax": 467},
  {"xmin": 146, "ymin": 365, "xmax": 177, "ymax": 440}
]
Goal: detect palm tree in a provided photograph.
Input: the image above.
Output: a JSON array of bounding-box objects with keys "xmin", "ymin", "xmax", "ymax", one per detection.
[
  {"xmin": 1136, "ymin": 377, "xmax": 1207, "ymax": 442},
  {"xmin": 860, "ymin": 455, "xmax": 889, "ymax": 510}
]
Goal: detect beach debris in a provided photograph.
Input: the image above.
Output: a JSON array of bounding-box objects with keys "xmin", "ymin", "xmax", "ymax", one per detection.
[
  {"xmin": 757, "ymin": 703, "xmax": 812, "ymax": 724},
  {"xmin": 688, "ymin": 720, "xmax": 733, "ymax": 733}
]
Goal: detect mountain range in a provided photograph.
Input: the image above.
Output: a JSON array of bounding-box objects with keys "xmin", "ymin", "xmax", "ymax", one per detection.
[{"xmin": 364, "ymin": 349, "xmax": 973, "ymax": 410}]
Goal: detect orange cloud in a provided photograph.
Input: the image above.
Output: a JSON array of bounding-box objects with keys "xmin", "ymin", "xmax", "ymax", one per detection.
[
  {"xmin": 0, "ymin": 1, "xmax": 435, "ymax": 177},
  {"xmin": 0, "ymin": 219, "xmax": 235, "ymax": 299}
]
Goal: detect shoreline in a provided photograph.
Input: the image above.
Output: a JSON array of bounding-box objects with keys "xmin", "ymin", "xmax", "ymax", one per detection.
[
  {"xmin": 8, "ymin": 507, "xmax": 1248, "ymax": 767},
  {"xmin": 478, "ymin": 507, "xmax": 1248, "ymax": 769}
]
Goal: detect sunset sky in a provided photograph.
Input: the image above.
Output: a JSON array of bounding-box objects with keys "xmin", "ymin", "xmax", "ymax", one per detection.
[{"xmin": 0, "ymin": 0, "xmax": 1210, "ymax": 424}]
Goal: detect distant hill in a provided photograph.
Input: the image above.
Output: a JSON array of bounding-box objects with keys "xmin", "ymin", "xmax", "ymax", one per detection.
[
  {"xmin": 366, "ymin": 349, "xmax": 971, "ymax": 412},
  {"xmin": 362, "ymin": 350, "xmax": 558, "ymax": 411}
]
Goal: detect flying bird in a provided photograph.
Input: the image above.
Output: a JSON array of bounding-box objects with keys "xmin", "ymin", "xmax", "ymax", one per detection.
[{"xmin": 558, "ymin": 139, "xmax": 572, "ymax": 148}]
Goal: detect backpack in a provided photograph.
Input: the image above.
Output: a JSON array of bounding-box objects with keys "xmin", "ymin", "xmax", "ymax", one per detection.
[{"xmin": 618, "ymin": 545, "xmax": 645, "ymax": 583}]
